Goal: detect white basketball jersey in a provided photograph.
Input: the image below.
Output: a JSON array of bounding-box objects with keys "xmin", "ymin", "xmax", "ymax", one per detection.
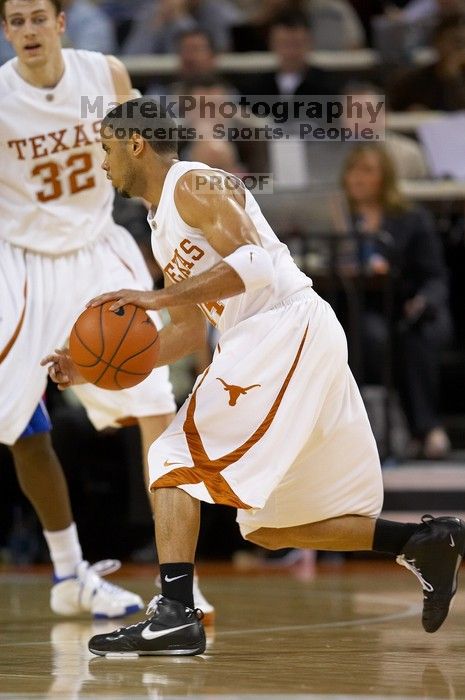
[
  {"xmin": 0, "ymin": 49, "xmax": 115, "ymax": 253},
  {"xmin": 148, "ymin": 161, "xmax": 312, "ymax": 332}
]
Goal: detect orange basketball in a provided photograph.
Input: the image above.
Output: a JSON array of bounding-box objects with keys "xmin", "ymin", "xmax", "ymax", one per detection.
[{"xmin": 69, "ymin": 302, "xmax": 159, "ymax": 390}]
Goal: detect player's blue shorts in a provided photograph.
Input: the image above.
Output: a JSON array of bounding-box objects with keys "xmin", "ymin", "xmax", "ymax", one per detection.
[{"xmin": 20, "ymin": 400, "xmax": 52, "ymax": 438}]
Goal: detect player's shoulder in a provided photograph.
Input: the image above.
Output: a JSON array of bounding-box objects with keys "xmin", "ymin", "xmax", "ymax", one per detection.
[
  {"xmin": 176, "ymin": 164, "xmax": 240, "ymax": 189},
  {"xmin": 174, "ymin": 166, "xmax": 246, "ymax": 225},
  {"xmin": 105, "ymin": 54, "xmax": 131, "ymax": 86},
  {"xmin": 176, "ymin": 166, "xmax": 244, "ymax": 201},
  {"xmin": 176, "ymin": 165, "xmax": 214, "ymax": 186},
  {"xmin": 62, "ymin": 47, "xmax": 106, "ymax": 65},
  {"xmin": 175, "ymin": 166, "xmax": 216, "ymax": 199},
  {"xmin": 105, "ymin": 54, "xmax": 128, "ymax": 74},
  {"xmin": 61, "ymin": 48, "xmax": 115, "ymax": 91}
]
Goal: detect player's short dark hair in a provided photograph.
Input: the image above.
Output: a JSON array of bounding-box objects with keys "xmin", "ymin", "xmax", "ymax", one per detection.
[
  {"xmin": 101, "ymin": 98, "xmax": 179, "ymax": 156},
  {"xmin": 0, "ymin": 0, "xmax": 63, "ymax": 19}
]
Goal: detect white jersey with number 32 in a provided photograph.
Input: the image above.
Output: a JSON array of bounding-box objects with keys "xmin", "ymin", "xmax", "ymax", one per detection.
[{"xmin": 0, "ymin": 49, "xmax": 113, "ymax": 254}]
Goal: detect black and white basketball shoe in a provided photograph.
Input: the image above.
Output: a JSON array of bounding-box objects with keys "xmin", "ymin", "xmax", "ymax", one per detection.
[
  {"xmin": 88, "ymin": 595, "xmax": 206, "ymax": 656},
  {"xmin": 396, "ymin": 514, "xmax": 465, "ymax": 633}
]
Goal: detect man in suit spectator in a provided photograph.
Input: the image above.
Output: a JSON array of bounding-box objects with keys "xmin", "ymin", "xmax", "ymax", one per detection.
[
  {"xmin": 170, "ymin": 28, "xmax": 217, "ymax": 90},
  {"xmin": 240, "ymin": 12, "xmax": 341, "ymax": 97}
]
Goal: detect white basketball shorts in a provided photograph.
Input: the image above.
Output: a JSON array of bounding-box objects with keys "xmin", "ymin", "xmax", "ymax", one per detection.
[
  {"xmin": 148, "ymin": 288, "xmax": 383, "ymax": 534},
  {"xmin": 0, "ymin": 226, "xmax": 175, "ymax": 445}
]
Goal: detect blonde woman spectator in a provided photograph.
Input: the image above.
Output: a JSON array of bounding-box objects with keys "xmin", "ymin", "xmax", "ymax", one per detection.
[{"xmin": 341, "ymin": 143, "xmax": 452, "ymax": 458}]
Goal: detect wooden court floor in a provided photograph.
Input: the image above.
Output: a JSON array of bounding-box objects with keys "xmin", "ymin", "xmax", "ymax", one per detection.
[{"xmin": 1, "ymin": 561, "xmax": 464, "ymax": 700}]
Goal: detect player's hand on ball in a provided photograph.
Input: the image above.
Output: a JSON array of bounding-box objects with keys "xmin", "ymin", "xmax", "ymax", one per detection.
[
  {"xmin": 87, "ymin": 289, "xmax": 160, "ymax": 312},
  {"xmin": 40, "ymin": 348, "xmax": 85, "ymax": 390}
]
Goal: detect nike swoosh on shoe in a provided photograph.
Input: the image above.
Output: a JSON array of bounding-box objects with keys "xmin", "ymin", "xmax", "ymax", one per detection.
[{"xmin": 141, "ymin": 623, "xmax": 196, "ymax": 641}]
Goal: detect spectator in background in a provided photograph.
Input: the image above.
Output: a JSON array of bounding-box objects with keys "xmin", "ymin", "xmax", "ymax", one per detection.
[
  {"xmin": 371, "ymin": 0, "xmax": 465, "ymax": 68},
  {"xmin": 0, "ymin": 0, "xmax": 116, "ymax": 63},
  {"xmin": 61, "ymin": 0, "xmax": 116, "ymax": 52},
  {"xmin": 188, "ymin": 137, "xmax": 240, "ymax": 174},
  {"xmin": 97, "ymin": 0, "xmax": 148, "ymax": 48},
  {"xmin": 390, "ymin": 0, "xmax": 465, "ymax": 24},
  {"xmin": 304, "ymin": 82, "xmax": 429, "ymax": 184},
  {"xmin": 180, "ymin": 75, "xmax": 268, "ymax": 173},
  {"xmin": 168, "ymin": 29, "xmax": 218, "ymax": 93},
  {"xmin": 233, "ymin": 0, "xmax": 366, "ymax": 51},
  {"xmin": 144, "ymin": 29, "xmax": 228, "ymax": 112},
  {"xmin": 121, "ymin": 0, "xmax": 240, "ymax": 55},
  {"xmin": 388, "ymin": 13, "xmax": 465, "ymax": 110},
  {"xmin": 240, "ymin": 12, "xmax": 341, "ymax": 96},
  {"xmin": 307, "ymin": 0, "xmax": 366, "ymax": 48},
  {"xmin": 346, "ymin": 1, "xmax": 386, "ymax": 46},
  {"xmin": 181, "ymin": 77, "xmax": 242, "ymax": 173},
  {"xmin": 342, "ymin": 82, "xmax": 429, "ymax": 179},
  {"xmin": 341, "ymin": 144, "xmax": 452, "ymax": 459}
]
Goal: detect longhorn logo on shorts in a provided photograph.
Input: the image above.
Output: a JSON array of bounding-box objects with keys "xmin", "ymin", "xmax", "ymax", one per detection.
[
  {"xmin": 216, "ymin": 377, "xmax": 261, "ymax": 406},
  {"xmin": 152, "ymin": 325, "xmax": 308, "ymax": 509}
]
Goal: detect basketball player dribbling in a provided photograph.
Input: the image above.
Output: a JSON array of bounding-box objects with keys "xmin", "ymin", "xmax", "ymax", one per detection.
[
  {"xmin": 0, "ymin": 0, "xmax": 213, "ymax": 620},
  {"xmin": 44, "ymin": 99, "xmax": 465, "ymax": 656}
]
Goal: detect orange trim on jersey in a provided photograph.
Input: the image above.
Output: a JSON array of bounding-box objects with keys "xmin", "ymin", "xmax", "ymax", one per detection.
[
  {"xmin": 152, "ymin": 324, "xmax": 309, "ymax": 508},
  {"xmin": 116, "ymin": 416, "xmax": 138, "ymax": 427},
  {"xmin": 0, "ymin": 282, "xmax": 27, "ymax": 365}
]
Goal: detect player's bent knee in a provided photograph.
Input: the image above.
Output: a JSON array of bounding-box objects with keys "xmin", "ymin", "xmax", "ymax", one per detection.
[{"xmin": 244, "ymin": 527, "xmax": 283, "ymax": 550}]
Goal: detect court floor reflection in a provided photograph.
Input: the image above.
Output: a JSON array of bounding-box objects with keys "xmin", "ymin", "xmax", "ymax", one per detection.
[{"xmin": 0, "ymin": 565, "xmax": 463, "ymax": 699}]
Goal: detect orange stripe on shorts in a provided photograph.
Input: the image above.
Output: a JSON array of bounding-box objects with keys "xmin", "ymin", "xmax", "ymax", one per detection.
[
  {"xmin": 0, "ymin": 281, "xmax": 27, "ymax": 365},
  {"xmin": 152, "ymin": 325, "xmax": 309, "ymax": 508}
]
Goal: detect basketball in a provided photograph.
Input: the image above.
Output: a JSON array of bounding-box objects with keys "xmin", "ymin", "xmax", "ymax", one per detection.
[{"xmin": 69, "ymin": 302, "xmax": 159, "ymax": 390}]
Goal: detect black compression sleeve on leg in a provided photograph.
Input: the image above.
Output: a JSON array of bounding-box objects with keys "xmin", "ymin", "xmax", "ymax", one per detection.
[
  {"xmin": 372, "ymin": 519, "xmax": 420, "ymax": 555},
  {"xmin": 159, "ymin": 562, "xmax": 194, "ymax": 608}
]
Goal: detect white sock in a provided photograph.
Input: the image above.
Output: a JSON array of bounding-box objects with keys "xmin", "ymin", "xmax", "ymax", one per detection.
[{"xmin": 43, "ymin": 523, "xmax": 83, "ymax": 580}]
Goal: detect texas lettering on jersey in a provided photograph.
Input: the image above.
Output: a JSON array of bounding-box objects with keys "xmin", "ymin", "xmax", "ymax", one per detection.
[
  {"xmin": 163, "ymin": 238, "xmax": 225, "ymax": 326},
  {"xmin": 7, "ymin": 120, "xmax": 102, "ymax": 203},
  {"xmin": 7, "ymin": 120, "xmax": 102, "ymax": 161}
]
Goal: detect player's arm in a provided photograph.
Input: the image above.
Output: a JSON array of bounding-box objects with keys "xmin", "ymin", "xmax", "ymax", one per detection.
[
  {"xmin": 88, "ymin": 171, "xmax": 275, "ymax": 311},
  {"xmin": 39, "ymin": 305, "xmax": 206, "ymax": 387},
  {"xmin": 154, "ymin": 278, "xmax": 207, "ymax": 368},
  {"xmin": 106, "ymin": 55, "xmax": 134, "ymax": 104},
  {"xmin": 41, "ymin": 280, "xmax": 207, "ymax": 388}
]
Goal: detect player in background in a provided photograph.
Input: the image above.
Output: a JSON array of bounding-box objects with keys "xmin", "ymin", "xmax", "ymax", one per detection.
[
  {"xmin": 45, "ymin": 99, "xmax": 465, "ymax": 655},
  {"xmin": 0, "ymin": 0, "xmax": 213, "ymax": 621}
]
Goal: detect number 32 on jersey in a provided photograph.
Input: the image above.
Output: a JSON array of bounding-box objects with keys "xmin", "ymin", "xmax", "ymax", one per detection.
[{"xmin": 32, "ymin": 151, "xmax": 95, "ymax": 202}]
